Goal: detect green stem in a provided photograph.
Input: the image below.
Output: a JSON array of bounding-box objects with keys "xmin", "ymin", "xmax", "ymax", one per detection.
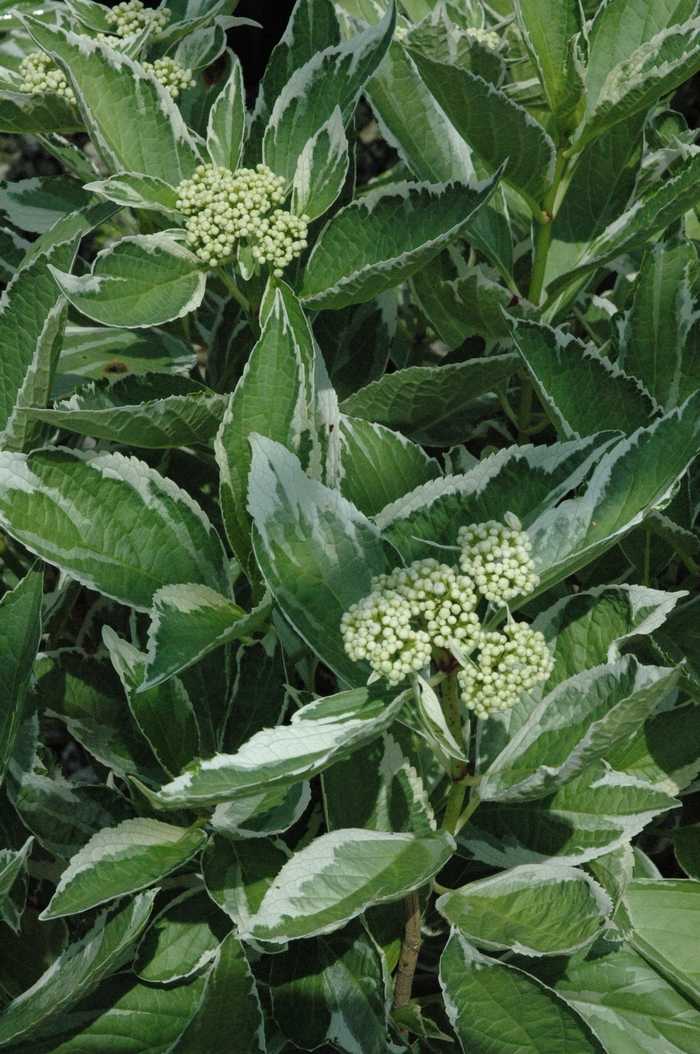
[
  {"xmin": 517, "ymin": 370, "xmax": 533, "ymax": 436},
  {"xmin": 643, "ymin": 530, "xmax": 651, "ymax": 587},
  {"xmin": 455, "ymin": 790, "xmax": 481, "ymax": 835},
  {"xmin": 214, "ymin": 265, "xmax": 250, "ymax": 314},
  {"xmin": 528, "ymin": 148, "xmax": 568, "ymax": 306},
  {"xmin": 437, "ymin": 661, "xmax": 468, "ymax": 836}
]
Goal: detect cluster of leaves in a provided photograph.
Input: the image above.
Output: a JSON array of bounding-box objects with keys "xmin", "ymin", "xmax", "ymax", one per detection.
[{"xmin": 0, "ymin": 0, "xmax": 700, "ymax": 1051}]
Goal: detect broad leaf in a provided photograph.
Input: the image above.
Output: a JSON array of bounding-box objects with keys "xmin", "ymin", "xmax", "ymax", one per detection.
[
  {"xmin": 263, "ymin": 3, "xmax": 395, "ymax": 185},
  {"xmin": 412, "ymin": 256, "xmax": 517, "ymax": 347},
  {"xmin": 42, "ymin": 818, "xmax": 208, "ymax": 919},
  {"xmin": 0, "ymin": 89, "xmax": 82, "ymax": 135},
  {"xmin": 243, "ymin": 827, "xmax": 454, "ymax": 942},
  {"xmin": 202, "ymin": 833, "xmax": 291, "ymax": 931},
  {"xmin": 58, "ymin": 324, "xmax": 196, "ymax": 381},
  {"xmin": 103, "ymin": 629, "xmax": 200, "ymax": 778},
  {"xmin": 51, "ymin": 234, "xmax": 207, "ymax": 329},
  {"xmin": 409, "ymin": 48, "xmax": 556, "ymax": 205},
  {"xmin": 0, "ymin": 446, "xmax": 230, "ymax": 611},
  {"xmin": 135, "ymin": 888, "xmax": 231, "ymax": 984},
  {"xmin": 169, "ymin": 932, "xmax": 264, "ymax": 1053},
  {"xmin": 215, "ymin": 286, "xmax": 313, "ymax": 577},
  {"xmin": 625, "ymin": 879, "xmax": 700, "ymax": 1003},
  {"xmin": 0, "ymin": 892, "xmax": 156, "ymax": 1047},
  {"xmin": 270, "ymin": 919, "xmax": 388, "ymax": 1054},
  {"xmin": 84, "ymin": 173, "xmax": 180, "ymax": 214},
  {"xmin": 300, "ymin": 172, "xmax": 501, "ymax": 310},
  {"xmin": 514, "ymin": 0, "xmax": 582, "ymax": 121},
  {"xmin": 23, "ymin": 19, "xmax": 202, "ymax": 184},
  {"xmin": 0, "ymin": 836, "xmax": 33, "ymax": 933},
  {"xmin": 340, "ymin": 353, "xmax": 520, "ymax": 438},
  {"xmin": 437, "ymin": 863, "xmax": 612, "ymax": 956},
  {"xmin": 0, "ymin": 176, "xmax": 97, "ymax": 234},
  {"xmin": 206, "ymin": 54, "xmax": 245, "ymax": 170},
  {"xmin": 673, "ymin": 825, "xmax": 700, "ymax": 880},
  {"xmin": 140, "ymin": 586, "xmax": 270, "ymax": 690},
  {"xmin": 134, "ymin": 683, "xmax": 407, "ymax": 809},
  {"xmin": 509, "ymin": 317, "xmax": 656, "ymax": 439},
  {"xmin": 248, "ymin": 436, "xmax": 394, "ymax": 684},
  {"xmin": 221, "ymin": 637, "xmax": 288, "ymax": 754},
  {"xmin": 607, "ymin": 701, "xmax": 700, "ymax": 794},
  {"xmin": 0, "ymin": 567, "xmax": 43, "ymax": 785},
  {"xmin": 291, "ymin": 106, "xmax": 349, "ymax": 221},
  {"xmin": 338, "ymin": 414, "xmax": 441, "ymax": 517},
  {"xmin": 29, "ymin": 373, "xmax": 227, "ymax": 448},
  {"xmin": 211, "ymin": 782, "xmax": 311, "ymax": 839},
  {"xmin": 480, "ymin": 656, "xmax": 679, "ymax": 802},
  {"xmin": 459, "ymin": 762, "xmax": 678, "ymax": 867},
  {"xmin": 439, "ymin": 931, "xmax": 604, "ymax": 1054}
]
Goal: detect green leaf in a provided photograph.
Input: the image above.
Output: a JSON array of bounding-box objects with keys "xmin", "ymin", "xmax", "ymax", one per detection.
[
  {"xmin": 338, "ymin": 414, "xmax": 441, "ymax": 517},
  {"xmin": 0, "ymin": 908, "xmax": 67, "ymax": 1001},
  {"xmin": 215, "ymin": 286, "xmax": 313, "ymax": 577},
  {"xmin": 221, "ymin": 637, "xmax": 288, "ymax": 754},
  {"xmin": 103, "ymin": 629, "xmax": 200, "ymax": 778},
  {"xmin": 545, "ymin": 112, "xmax": 645, "ymax": 287},
  {"xmin": 36, "ymin": 133, "xmax": 100, "ymax": 183},
  {"xmin": 51, "ymin": 234, "xmax": 206, "ymax": 329},
  {"xmin": 460, "ymin": 762, "xmax": 678, "ymax": 867},
  {"xmin": 0, "ymin": 567, "xmax": 42, "ymax": 786},
  {"xmin": 15, "ymin": 971, "xmax": 207, "ymax": 1054},
  {"xmin": 409, "ymin": 48, "xmax": 556, "ymax": 205},
  {"xmin": 300, "ymin": 172, "xmax": 501, "ymax": 310},
  {"xmin": 314, "ymin": 295, "xmax": 395, "ymax": 401},
  {"xmin": 84, "ymin": 173, "xmax": 180, "ymax": 214},
  {"xmin": 206, "ymin": 54, "xmax": 245, "ymax": 171},
  {"xmin": 437, "ymin": 863, "xmax": 612, "ymax": 956},
  {"xmin": 585, "ymin": 0, "xmax": 696, "ymax": 111},
  {"xmin": 0, "ymin": 89, "xmax": 82, "ymax": 135},
  {"xmin": 0, "ymin": 891, "xmax": 156, "ymax": 1048},
  {"xmin": 378, "ymin": 433, "xmax": 614, "ymax": 564},
  {"xmin": 140, "ymin": 585, "xmax": 270, "ymax": 690},
  {"xmin": 58, "ymin": 324, "xmax": 196, "ymax": 382},
  {"xmin": 211, "ymin": 782, "xmax": 311, "ymax": 839},
  {"xmin": 0, "ymin": 836, "xmax": 33, "ymax": 933},
  {"xmin": 323, "ymin": 730, "xmax": 436, "ymax": 835},
  {"xmin": 291, "ymin": 106, "xmax": 349, "ymax": 221},
  {"xmin": 514, "ymin": 0, "xmax": 582, "ymax": 120},
  {"xmin": 439, "ymin": 930, "xmax": 604, "ymax": 1054},
  {"xmin": 202, "ymin": 833, "xmax": 291, "ymax": 931},
  {"xmin": 0, "ymin": 226, "xmax": 31, "ymax": 282},
  {"xmin": 23, "ymin": 19, "xmax": 203, "ymax": 184},
  {"xmin": 621, "ymin": 239, "xmax": 700, "ymax": 410},
  {"xmin": 263, "ymin": 3, "xmax": 395, "ymax": 186},
  {"xmin": 509, "ymin": 317, "xmax": 656, "ymax": 439},
  {"xmin": 579, "ymin": 20, "xmax": 700, "ymax": 150},
  {"xmin": 134, "ymin": 683, "xmax": 408, "ymax": 809},
  {"xmin": 607, "ymin": 701, "xmax": 700, "ymax": 794},
  {"xmin": 625, "ymin": 879, "xmax": 700, "ymax": 1004},
  {"xmin": 548, "ymin": 940, "xmax": 700, "ymax": 1054},
  {"xmin": 135, "ymin": 888, "xmax": 231, "ymax": 984},
  {"xmin": 411, "ymin": 255, "xmax": 517, "ymax": 346},
  {"xmin": 0, "ymin": 236, "xmax": 77, "ymax": 439},
  {"xmin": 3, "ymin": 298, "xmax": 68, "ymax": 455},
  {"xmin": 41, "ymin": 818, "xmax": 208, "ymax": 920},
  {"xmin": 270, "ymin": 918, "xmax": 388, "ymax": 1054},
  {"xmin": 243, "ymin": 827, "xmax": 454, "ymax": 942},
  {"xmin": 33, "ymin": 651, "xmax": 162, "ymax": 782},
  {"xmin": 168, "ymin": 931, "xmax": 264, "ymax": 1054},
  {"xmin": 29, "ymin": 373, "xmax": 227, "ymax": 448},
  {"xmin": 528, "ymin": 394, "xmax": 700, "ymax": 595},
  {"xmin": 0, "ymin": 176, "xmax": 97, "ymax": 234},
  {"xmin": 340, "ymin": 353, "xmax": 520, "ymax": 438},
  {"xmin": 248, "ymin": 436, "xmax": 393, "ymax": 685},
  {"xmin": 0, "ymin": 446, "xmax": 230, "ymax": 611},
  {"xmin": 480, "ymin": 655, "xmax": 679, "ymax": 802},
  {"xmin": 672, "ymin": 825, "xmax": 700, "ymax": 880}
]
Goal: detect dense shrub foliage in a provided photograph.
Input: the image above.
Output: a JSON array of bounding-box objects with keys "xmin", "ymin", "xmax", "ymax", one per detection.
[{"xmin": 0, "ymin": 0, "xmax": 699, "ymax": 1050}]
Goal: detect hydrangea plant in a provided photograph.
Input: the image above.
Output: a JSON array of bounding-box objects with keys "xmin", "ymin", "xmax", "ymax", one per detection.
[{"xmin": 0, "ymin": 0, "xmax": 699, "ymax": 1051}]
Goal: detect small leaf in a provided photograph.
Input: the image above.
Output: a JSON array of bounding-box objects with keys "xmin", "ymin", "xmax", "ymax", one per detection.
[
  {"xmin": 340, "ymin": 353, "xmax": 520, "ymax": 438},
  {"xmin": 0, "ymin": 836, "xmax": 33, "ymax": 933},
  {"xmin": 439, "ymin": 931, "xmax": 605, "ymax": 1054},
  {"xmin": 0, "ymin": 175, "xmax": 97, "ymax": 234},
  {"xmin": 41, "ymin": 818, "xmax": 208, "ymax": 919},
  {"xmin": 206, "ymin": 54, "xmax": 245, "ymax": 171},
  {"xmin": 0, "ymin": 891, "xmax": 156, "ymax": 1047},
  {"xmin": 437, "ymin": 863, "xmax": 612, "ymax": 956},
  {"xmin": 211, "ymin": 783, "xmax": 311, "ymax": 840},
  {"xmin": 0, "ymin": 88, "xmax": 82, "ymax": 135},
  {"xmin": 0, "ymin": 446, "xmax": 230, "ymax": 611},
  {"xmin": 84, "ymin": 172, "xmax": 180, "ymax": 214},
  {"xmin": 291, "ymin": 106, "xmax": 349, "ymax": 221},
  {"xmin": 134, "ymin": 683, "xmax": 408, "ymax": 809},
  {"xmin": 51, "ymin": 234, "xmax": 206, "ymax": 329},
  {"xmin": 243, "ymin": 827, "xmax": 454, "ymax": 942},
  {"xmin": 300, "ymin": 172, "xmax": 501, "ymax": 310}
]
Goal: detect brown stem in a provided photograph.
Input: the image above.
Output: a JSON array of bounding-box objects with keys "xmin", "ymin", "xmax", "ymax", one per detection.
[{"xmin": 392, "ymin": 890, "xmax": 422, "ymax": 1015}]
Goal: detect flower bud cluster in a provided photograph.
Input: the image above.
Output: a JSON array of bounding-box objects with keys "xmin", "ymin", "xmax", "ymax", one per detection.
[
  {"xmin": 20, "ymin": 51, "xmax": 75, "ymax": 102},
  {"xmin": 458, "ymin": 622, "xmax": 553, "ymax": 719},
  {"xmin": 341, "ymin": 559, "xmax": 480, "ymax": 685},
  {"xmin": 175, "ymin": 163, "xmax": 308, "ymax": 272},
  {"xmin": 466, "ymin": 26, "xmax": 500, "ymax": 49},
  {"xmin": 458, "ymin": 519, "xmax": 538, "ymax": 605},
  {"xmin": 105, "ymin": 0, "xmax": 170, "ymax": 38},
  {"xmin": 142, "ymin": 56, "xmax": 194, "ymax": 98}
]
